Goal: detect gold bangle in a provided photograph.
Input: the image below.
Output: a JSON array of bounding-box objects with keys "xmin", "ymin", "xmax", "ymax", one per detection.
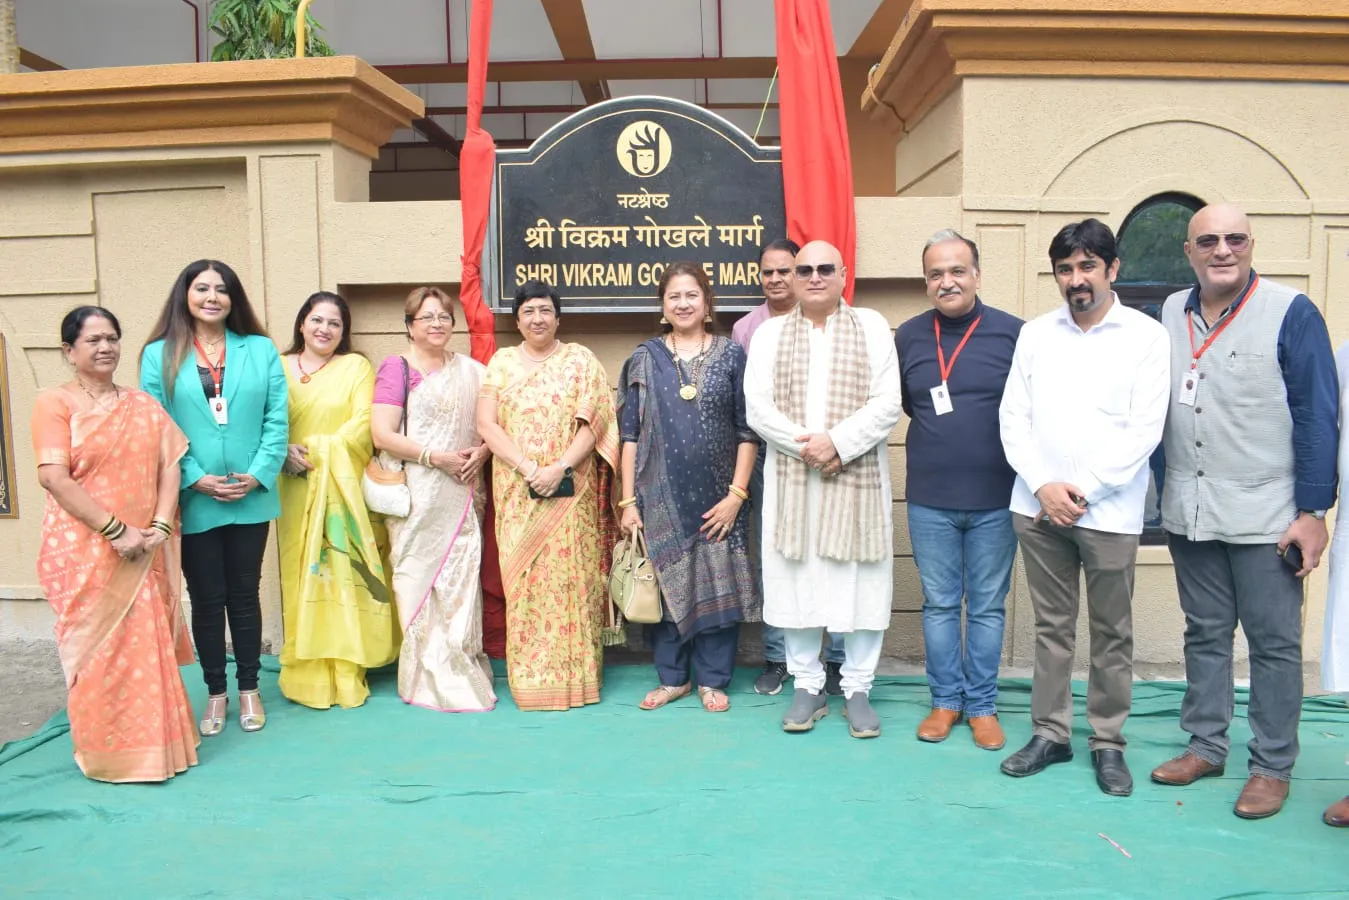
[
  {"xmin": 617, "ymin": 497, "xmax": 637, "ymax": 509},
  {"xmin": 728, "ymin": 484, "xmax": 750, "ymax": 501},
  {"xmin": 98, "ymin": 515, "xmax": 118, "ymax": 536},
  {"xmin": 151, "ymin": 518, "xmax": 174, "ymax": 536},
  {"xmin": 105, "ymin": 520, "xmax": 127, "ymax": 541}
]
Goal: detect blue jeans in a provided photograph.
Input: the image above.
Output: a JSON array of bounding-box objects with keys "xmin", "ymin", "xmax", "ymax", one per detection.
[
  {"xmin": 750, "ymin": 445, "xmax": 845, "ymax": 665},
  {"xmin": 907, "ymin": 503, "xmax": 1016, "ymax": 717}
]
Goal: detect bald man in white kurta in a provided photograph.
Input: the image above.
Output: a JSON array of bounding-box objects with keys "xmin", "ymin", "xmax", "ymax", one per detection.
[{"xmin": 744, "ymin": 240, "xmax": 902, "ymax": 737}]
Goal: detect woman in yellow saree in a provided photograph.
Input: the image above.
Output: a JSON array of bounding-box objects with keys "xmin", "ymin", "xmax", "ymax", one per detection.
[
  {"xmin": 477, "ymin": 281, "xmax": 622, "ymax": 711},
  {"xmin": 33, "ymin": 306, "xmax": 198, "ymax": 783},
  {"xmin": 277, "ymin": 292, "xmax": 399, "ymax": 709}
]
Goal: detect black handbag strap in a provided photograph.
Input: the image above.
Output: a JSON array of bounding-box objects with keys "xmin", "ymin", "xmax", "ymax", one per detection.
[{"xmin": 399, "ymin": 356, "xmax": 410, "ymax": 436}]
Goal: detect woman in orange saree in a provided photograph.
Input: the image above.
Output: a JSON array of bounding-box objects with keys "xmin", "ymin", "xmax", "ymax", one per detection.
[
  {"xmin": 32, "ymin": 307, "xmax": 198, "ymax": 783},
  {"xmin": 477, "ymin": 281, "xmax": 622, "ymax": 711}
]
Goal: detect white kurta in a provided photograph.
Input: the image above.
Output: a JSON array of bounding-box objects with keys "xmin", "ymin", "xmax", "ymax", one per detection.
[
  {"xmin": 1322, "ymin": 343, "xmax": 1349, "ymax": 692},
  {"xmin": 745, "ymin": 306, "xmax": 903, "ymax": 632}
]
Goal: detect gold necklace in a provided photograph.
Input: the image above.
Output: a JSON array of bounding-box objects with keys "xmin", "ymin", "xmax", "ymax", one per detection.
[
  {"xmin": 196, "ymin": 331, "xmax": 224, "ymax": 351},
  {"xmin": 78, "ymin": 378, "xmax": 120, "ymax": 411},
  {"xmin": 669, "ymin": 333, "xmax": 708, "ymax": 401},
  {"xmin": 521, "ymin": 341, "xmax": 560, "ymax": 364}
]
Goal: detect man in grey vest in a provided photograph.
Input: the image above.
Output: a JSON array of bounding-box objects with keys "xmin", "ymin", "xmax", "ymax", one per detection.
[{"xmin": 1151, "ymin": 203, "xmax": 1339, "ymax": 820}]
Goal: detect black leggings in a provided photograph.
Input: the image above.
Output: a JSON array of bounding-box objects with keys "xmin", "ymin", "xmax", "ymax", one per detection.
[{"xmin": 181, "ymin": 522, "xmax": 271, "ymax": 695}]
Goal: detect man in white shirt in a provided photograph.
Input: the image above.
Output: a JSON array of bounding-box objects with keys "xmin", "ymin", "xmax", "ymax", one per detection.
[
  {"xmin": 745, "ymin": 240, "xmax": 903, "ymax": 738},
  {"xmin": 998, "ymin": 219, "xmax": 1170, "ymax": 795}
]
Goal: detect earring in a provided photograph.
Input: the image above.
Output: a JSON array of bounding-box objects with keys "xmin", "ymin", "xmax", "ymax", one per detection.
[
  {"xmin": 704, "ymin": 314, "xmax": 713, "ymax": 323},
  {"xmin": 659, "ymin": 316, "xmax": 669, "ymax": 325}
]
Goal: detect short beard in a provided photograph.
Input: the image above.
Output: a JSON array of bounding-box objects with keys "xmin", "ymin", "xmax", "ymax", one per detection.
[{"xmin": 1068, "ymin": 289, "xmax": 1103, "ymax": 314}]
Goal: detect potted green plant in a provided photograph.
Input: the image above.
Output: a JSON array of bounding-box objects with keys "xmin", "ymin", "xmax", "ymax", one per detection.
[{"xmin": 209, "ymin": 0, "xmax": 334, "ymax": 61}]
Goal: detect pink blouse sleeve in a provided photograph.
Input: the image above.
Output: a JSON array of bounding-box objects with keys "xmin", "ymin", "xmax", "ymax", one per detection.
[{"xmin": 373, "ymin": 355, "xmax": 411, "ymax": 407}]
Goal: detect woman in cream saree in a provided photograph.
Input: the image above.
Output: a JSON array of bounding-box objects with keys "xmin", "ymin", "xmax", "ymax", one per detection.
[
  {"xmin": 34, "ymin": 306, "xmax": 198, "ymax": 783},
  {"xmin": 382, "ymin": 353, "xmax": 498, "ymax": 711},
  {"xmin": 278, "ymin": 297, "xmax": 399, "ymax": 709}
]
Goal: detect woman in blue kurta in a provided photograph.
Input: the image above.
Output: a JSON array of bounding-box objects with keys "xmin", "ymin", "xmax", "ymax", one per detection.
[
  {"xmin": 617, "ymin": 262, "xmax": 760, "ymax": 712},
  {"xmin": 140, "ymin": 260, "xmax": 289, "ymax": 737}
]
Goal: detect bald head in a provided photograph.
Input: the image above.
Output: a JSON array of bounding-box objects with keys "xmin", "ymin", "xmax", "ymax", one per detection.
[
  {"xmin": 1185, "ymin": 203, "xmax": 1255, "ymax": 304},
  {"xmin": 793, "ymin": 241, "xmax": 847, "ymax": 321},
  {"xmin": 1187, "ymin": 203, "xmax": 1251, "ymax": 241}
]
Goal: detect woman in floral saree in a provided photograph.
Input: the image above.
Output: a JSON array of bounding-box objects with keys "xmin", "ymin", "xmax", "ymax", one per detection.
[
  {"xmin": 277, "ymin": 292, "xmax": 399, "ymax": 709},
  {"xmin": 33, "ymin": 306, "xmax": 198, "ymax": 783},
  {"xmin": 477, "ymin": 281, "xmax": 622, "ymax": 711}
]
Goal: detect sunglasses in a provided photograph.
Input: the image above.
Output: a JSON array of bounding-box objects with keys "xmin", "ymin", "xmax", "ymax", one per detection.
[
  {"xmin": 760, "ymin": 267, "xmax": 793, "ymax": 278},
  {"xmin": 1193, "ymin": 232, "xmax": 1250, "ymax": 252},
  {"xmin": 794, "ymin": 264, "xmax": 839, "ymax": 279}
]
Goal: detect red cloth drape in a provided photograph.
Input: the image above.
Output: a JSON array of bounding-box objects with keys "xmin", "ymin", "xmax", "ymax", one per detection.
[
  {"xmin": 461, "ymin": 0, "xmax": 506, "ymax": 658},
  {"xmin": 774, "ymin": 0, "xmax": 857, "ymax": 302}
]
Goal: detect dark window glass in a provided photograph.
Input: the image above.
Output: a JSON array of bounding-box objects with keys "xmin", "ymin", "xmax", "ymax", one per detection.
[{"xmin": 1116, "ymin": 193, "xmax": 1204, "ymax": 545}]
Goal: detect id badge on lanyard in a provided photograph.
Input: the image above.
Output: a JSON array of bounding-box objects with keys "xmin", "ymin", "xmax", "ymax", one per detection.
[{"xmin": 212, "ymin": 395, "xmax": 229, "ymax": 425}]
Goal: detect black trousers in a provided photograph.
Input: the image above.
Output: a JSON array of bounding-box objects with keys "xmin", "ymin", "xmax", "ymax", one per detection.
[{"xmin": 181, "ymin": 522, "xmax": 271, "ymax": 695}]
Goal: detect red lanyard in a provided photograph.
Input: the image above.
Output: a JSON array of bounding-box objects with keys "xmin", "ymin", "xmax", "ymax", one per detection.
[
  {"xmin": 935, "ymin": 314, "xmax": 982, "ymax": 383},
  {"xmin": 194, "ymin": 337, "xmax": 226, "ymax": 398},
  {"xmin": 1186, "ymin": 275, "xmax": 1260, "ymax": 369}
]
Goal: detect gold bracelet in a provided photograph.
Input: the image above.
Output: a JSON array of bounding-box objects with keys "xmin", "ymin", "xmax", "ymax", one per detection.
[
  {"xmin": 617, "ymin": 497, "xmax": 638, "ymax": 509},
  {"xmin": 728, "ymin": 484, "xmax": 750, "ymax": 501}
]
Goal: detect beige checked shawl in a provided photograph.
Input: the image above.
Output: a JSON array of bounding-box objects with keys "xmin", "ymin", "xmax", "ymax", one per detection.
[{"xmin": 772, "ymin": 305, "xmax": 887, "ymax": 562}]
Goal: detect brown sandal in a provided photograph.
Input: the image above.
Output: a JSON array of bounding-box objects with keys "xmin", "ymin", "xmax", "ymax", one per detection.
[
  {"xmin": 639, "ymin": 683, "xmax": 691, "ymax": 710},
  {"xmin": 698, "ymin": 686, "xmax": 731, "ymax": 713}
]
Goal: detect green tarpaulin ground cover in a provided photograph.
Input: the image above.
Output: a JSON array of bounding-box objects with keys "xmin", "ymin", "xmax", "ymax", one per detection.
[{"xmin": 3, "ymin": 659, "xmax": 1347, "ymax": 898}]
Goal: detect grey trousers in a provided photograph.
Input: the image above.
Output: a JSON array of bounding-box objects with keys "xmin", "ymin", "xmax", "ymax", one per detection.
[
  {"xmin": 1167, "ymin": 533, "xmax": 1304, "ymax": 780},
  {"xmin": 1013, "ymin": 514, "xmax": 1139, "ymax": 751}
]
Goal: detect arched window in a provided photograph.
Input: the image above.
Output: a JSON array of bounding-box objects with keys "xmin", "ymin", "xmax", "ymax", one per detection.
[
  {"xmin": 1115, "ymin": 192, "xmax": 1204, "ymax": 542},
  {"xmin": 1116, "ymin": 192, "xmax": 1204, "ymax": 295}
]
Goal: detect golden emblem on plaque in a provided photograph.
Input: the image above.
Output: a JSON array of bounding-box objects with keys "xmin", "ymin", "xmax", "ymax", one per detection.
[{"xmin": 616, "ymin": 121, "xmax": 672, "ymax": 178}]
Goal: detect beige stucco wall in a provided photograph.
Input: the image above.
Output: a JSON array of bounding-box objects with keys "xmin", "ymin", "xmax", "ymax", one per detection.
[
  {"xmin": 927, "ymin": 76, "xmax": 1349, "ymax": 684},
  {"xmin": 3, "ymin": 71, "xmax": 1346, "ymax": 692}
]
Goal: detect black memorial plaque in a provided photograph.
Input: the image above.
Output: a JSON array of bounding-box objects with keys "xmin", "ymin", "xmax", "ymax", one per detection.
[{"xmin": 493, "ymin": 96, "xmax": 785, "ymax": 311}]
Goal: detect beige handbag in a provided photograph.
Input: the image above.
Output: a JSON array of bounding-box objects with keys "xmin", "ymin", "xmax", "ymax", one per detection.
[{"xmin": 609, "ymin": 529, "xmax": 661, "ymax": 624}]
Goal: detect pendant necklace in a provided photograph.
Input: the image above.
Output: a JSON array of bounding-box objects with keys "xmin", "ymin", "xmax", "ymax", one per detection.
[
  {"xmin": 296, "ymin": 353, "xmax": 332, "ymax": 384},
  {"xmin": 670, "ymin": 333, "xmax": 707, "ymax": 401}
]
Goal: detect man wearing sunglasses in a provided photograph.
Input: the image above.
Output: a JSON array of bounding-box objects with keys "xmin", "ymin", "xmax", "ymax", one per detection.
[
  {"xmin": 734, "ymin": 238, "xmax": 848, "ymax": 698},
  {"xmin": 1151, "ymin": 204, "xmax": 1338, "ymax": 820},
  {"xmin": 896, "ymin": 230, "xmax": 1023, "ymax": 752},
  {"xmin": 744, "ymin": 240, "xmax": 903, "ymax": 738},
  {"xmin": 999, "ymin": 219, "xmax": 1170, "ymax": 796}
]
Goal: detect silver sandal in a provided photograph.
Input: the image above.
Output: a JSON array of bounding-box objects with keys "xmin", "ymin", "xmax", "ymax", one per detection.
[{"xmin": 199, "ymin": 694, "xmax": 228, "ymax": 737}]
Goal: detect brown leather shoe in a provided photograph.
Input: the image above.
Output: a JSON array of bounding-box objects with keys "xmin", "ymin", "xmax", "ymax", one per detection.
[
  {"xmin": 968, "ymin": 715, "xmax": 1005, "ymax": 751},
  {"xmin": 1150, "ymin": 752, "xmax": 1225, "ymax": 786},
  {"xmin": 1324, "ymin": 795, "xmax": 1349, "ymax": 827},
  {"xmin": 1234, "ymin": 775, "xmax": 1290, "ymax": 819},
  {"xmin": 916, "ymin": 708, "xmax": 962, "ymax": 742}
]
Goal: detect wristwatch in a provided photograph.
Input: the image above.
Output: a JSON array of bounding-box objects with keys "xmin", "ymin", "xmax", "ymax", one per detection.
[
  {"xmin": 558, "ymin": 462, "xmax": 574, "ymax": 477},
  {"xmin": 1301, "ymin": 509, "xmax": 1327, "ymax": 520}
]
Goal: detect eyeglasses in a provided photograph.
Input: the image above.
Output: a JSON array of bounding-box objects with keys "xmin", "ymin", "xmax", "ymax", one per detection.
[
  {"xmin": 794, "ymin": 264, "xmax": 838, "ymax": 279},
  {"xmin": 412, "ymin": 313, "xmax": 454, "ymax": 325},
  {"xmin": 1193, "ymin": 233, "xmax": 1250, "ymax": 252},
  {"xmin": 760, "ymin": 267, "xmax": 793, "ymax": 279}
]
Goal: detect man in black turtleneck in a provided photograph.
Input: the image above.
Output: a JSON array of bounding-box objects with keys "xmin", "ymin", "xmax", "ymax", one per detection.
[{"xmin": 895, "ymin": 229, "xmax": 1023, "ymax": 752}]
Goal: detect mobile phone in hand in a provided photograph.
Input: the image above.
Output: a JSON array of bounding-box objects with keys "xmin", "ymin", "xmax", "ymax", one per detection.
[{"xmin": 1278, "ymin": 543, "xmax": 1305, "ymax": 576}]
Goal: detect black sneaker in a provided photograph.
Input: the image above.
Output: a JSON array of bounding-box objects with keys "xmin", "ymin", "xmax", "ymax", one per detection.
[
  {"xmin": 824, "ymin": 661, "xmax": 844, "ymax": 696},
  {"xmin": 754, "ymin": 661, "xmax": 790, "ymax": 695}
]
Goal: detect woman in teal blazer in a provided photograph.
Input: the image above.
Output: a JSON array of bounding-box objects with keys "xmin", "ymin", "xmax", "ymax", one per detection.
[{"xmin": 140, "ymin": 259, "xmax": 289, "ymax": 738}]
